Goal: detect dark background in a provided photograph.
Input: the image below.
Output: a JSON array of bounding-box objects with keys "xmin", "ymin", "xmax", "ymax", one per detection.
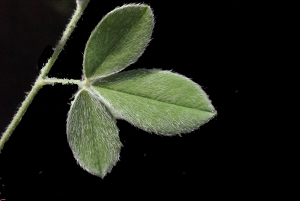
[{"xmin": 0, "ymin": 0, "xmax": 251, "ymax": 200}]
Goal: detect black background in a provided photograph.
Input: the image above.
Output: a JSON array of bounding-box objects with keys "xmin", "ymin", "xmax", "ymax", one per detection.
[{"xmin": 0, "ymin": 0, "xmax": 251, "ymax": 200}]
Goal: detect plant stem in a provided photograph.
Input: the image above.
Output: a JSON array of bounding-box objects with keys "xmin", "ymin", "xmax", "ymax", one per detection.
[
  {"xmin": 0, "ymin": 0, "xmax": 90, "ymax": 153},
  {"xmin": 0, "ymin": 80, "xmax": 43, "ymax": 152},
  {"xmin": 40, "ymin": 0, "xmax": 90, "ymax": 78},
  {"xmin": 43, "ymin": 77, "xmax": 83, "ymax": 87}
]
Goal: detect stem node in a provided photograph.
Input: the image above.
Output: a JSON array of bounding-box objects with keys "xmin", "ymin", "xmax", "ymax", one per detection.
[{"xmin": 0, "ymin": 0, "xmax": 90, "ymax": 152}]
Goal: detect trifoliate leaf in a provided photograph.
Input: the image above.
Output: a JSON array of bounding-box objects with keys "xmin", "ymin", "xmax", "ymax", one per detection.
[
  {"xmin": 92, "ymin": 69, "xmax": 216, "ymax": 135},
  {"xmin": 66, "ymin": 89, "xmax": 121, "ymax": 178},
  {"xmin": 83, "ymin": 4, "xmax": 154, "ymax": 79}
]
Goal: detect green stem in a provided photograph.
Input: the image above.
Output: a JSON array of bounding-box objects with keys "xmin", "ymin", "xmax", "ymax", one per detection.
[
  {"xmin": 43, "ymin": 77, "xmax": 83, "ymax": 87},
  {"xmin": 40, "ymin": 0, "xmax": 90, "ymax": 78},
  {"xmin": 0, "ymin": 0, "xmax": 90, "ymax": 153},
  {"xmin": 0, "ymin": 80, "xmax": 43, "ymax": 152}
]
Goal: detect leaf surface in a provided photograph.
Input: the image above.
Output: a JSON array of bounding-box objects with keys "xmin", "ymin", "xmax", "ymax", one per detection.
[
  {"xmin": 92, "ymin": 69, "xmax": 216, "ymax": 135},
  {"xmin": 84, "ymin": 4, "xmax": 154, "ymax": 79},
  {"xmin": 67, "ymin": 89, "xmax": 121, "ymax": 178}
]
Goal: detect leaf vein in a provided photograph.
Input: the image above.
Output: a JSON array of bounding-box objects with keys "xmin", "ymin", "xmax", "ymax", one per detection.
[{"xmin": 94, "ymin": 86, "xmax": 215, "ymax": 113}]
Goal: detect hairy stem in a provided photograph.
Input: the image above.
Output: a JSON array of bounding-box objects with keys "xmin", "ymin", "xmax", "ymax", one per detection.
[
  {"xmin": 0, "ymin": 80, "xmax": 44, "ymax": 152},
  {"xmin": 40, "ymin": 0, "xmax": 90, "ymax": 78},
  {"xmin": 43, "ymin": 77, "xmax": 83, "ymax": 87},
  {"xmin": 0, "ymin": 0, "xmax": 90, "ymax": 152}
]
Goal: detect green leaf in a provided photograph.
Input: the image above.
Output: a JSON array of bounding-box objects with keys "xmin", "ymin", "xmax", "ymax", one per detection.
[
  {"xmin": 92, "ymin": 69, "xmax": 216, "ymax": 135},
  {"xmin": 67, "ymin": 89, "xmax": 121, "ymax": 178},
  {"xmin": 83, "ymin": 4, "xmax": 154, "ymax": 79}
]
